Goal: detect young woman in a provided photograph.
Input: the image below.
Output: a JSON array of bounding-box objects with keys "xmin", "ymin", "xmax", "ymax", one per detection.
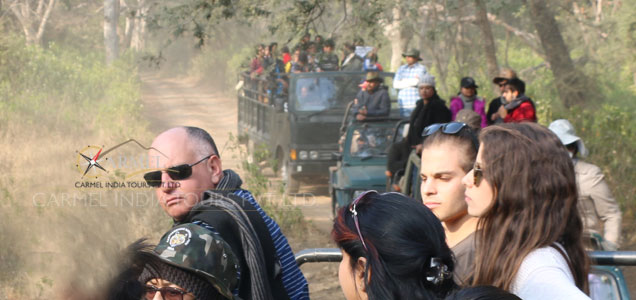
[
  {"xmin": 462, "ymin": 123, "xmax": 590, "ymax": 299},
  {"xmin": 449, "ymin": 77, "xmax": 487, "ymax": 128},
  {"xmin": 332, "ymin": 191, "xmax": 457, "ymax": 299}
]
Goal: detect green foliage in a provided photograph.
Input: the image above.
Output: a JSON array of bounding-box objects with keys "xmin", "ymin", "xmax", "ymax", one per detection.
[{"xmin": 0, "ymin": 35, "xmax": 143, "ymax": 135}]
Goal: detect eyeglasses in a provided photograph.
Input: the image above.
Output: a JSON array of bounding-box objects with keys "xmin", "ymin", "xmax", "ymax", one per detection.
[
  {"xmin": 422, "ymin": 122, "xmax": 468, "ymax": 137},
  {"xmin": 143, "ymin": 155, "xmax": 213, "ymax": 188},
  {"xmin": 349, "ymin": 190, "xmax": 376, "ymax": 251},
  {"xmin": 144, "ymin": 285, "xmax": 189, "ymax": 300},
  {"xmin": 473, "ymin": 162, "xmax": 484, "ymax": 186}
]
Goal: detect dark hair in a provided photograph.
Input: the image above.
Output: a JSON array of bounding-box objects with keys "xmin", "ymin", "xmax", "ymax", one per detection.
[
  {"xmin": 332, "ymin": 192, "xmax": 457, "ymax": 299},
  {"xmin": 103, "ymin": 239, "xmax": 159, "ymax": 300},
  {"xmin": 565, "ymin": 142, "xmax": 578, "ymax": 157},
  {"xmin": 421, "ymin": 125, "xmax": 478, "ymax": 172},
  {"xmin": 269, "ymin": 42, "xmax": 278, "ymax": 52},
  {"xmin": 444, "ymin": 285, "xmax": 522, "ymax": 300},
  {"xmin": 281, "ymin": 46, "xmax": 290, "ymax": 54},
  {"xmin": 298, "ymin": 51, "xmax": 309, "ymax": 64},
  {"xmin": 183, "ymin": 126, "xmax": 220, "ymax": 159},
  {"xmin": 504, "ymin": 78, "xmax": 525, "ymax": 95},
  {"xmin": 324, "ymin": 39, "xmax": 335, "ymax": 48},
  {"xmin": 472, "ymin": 123, "xmax": 589, "ymax": 292},
  {"xmin": 315, "ymin": 34, "xmax": 323, "ymax": 41}
]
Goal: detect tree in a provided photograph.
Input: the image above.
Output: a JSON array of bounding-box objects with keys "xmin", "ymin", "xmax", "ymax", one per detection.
[
  {"xmin": 525, "ymin": 0, "xmax": 589, "ymax": 107},
  {"xmin": 474, "ymin": 0, "xmax": 498, "ymax": 82},
  {"xmin": 104, "ymin": 0, "xmax": 119, "ymax": 64},
  {"xmin": 6, "ymin": 0, "xmax": 56, "ymax": 45}
]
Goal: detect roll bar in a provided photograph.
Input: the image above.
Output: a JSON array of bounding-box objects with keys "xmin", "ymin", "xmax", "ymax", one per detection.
[{"xmin": 295, "ymin": 248, "xmax": 636, "ymax": 267}]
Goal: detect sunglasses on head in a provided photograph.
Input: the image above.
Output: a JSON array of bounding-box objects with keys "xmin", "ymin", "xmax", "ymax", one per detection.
[
  {"xmin": 144, "ymin": 285, "xmax": 188, "ymax": 300},
  {"xmin": 349, "ymin": 190, "xmax": 376, "ymax": 251},
  {"xmin": 473, "ymin": 162, "xmax": 484, "ymax": 186},
  {"xmin": 422, "ymin": 122, "xmax": 468, "ymax": 137},
  {"xmin": 143, "ymin": 155, "xmax": 212, "ymax": 188}
]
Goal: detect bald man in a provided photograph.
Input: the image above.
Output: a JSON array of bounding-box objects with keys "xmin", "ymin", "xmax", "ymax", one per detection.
[{"xmin": 146, "ymin": 126, "xmax": 309, "ymax": 300}]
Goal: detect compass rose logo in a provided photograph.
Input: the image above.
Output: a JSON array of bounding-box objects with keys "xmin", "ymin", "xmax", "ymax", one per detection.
[
  {"xmin": 74, "ymin": 139, "xmax": 168, "ymax": 180},
  {"xmin": 75, "ymin": 145, "xmax": 109, "ymax": 178}
]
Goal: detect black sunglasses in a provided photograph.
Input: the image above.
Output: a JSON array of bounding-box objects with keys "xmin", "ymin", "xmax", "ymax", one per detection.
[
  {"xmin": 144, "ymin": 285, "xmax": 188, "ymax": 300},
  {"xmin": 144, "ymin": 155, "xmax": 212, "ymax": 188},
  {"xmin": 422, "ymin": 122, "xmax": 468, "ymax": 137},
  {"xmin": 473, "ymin": 162, "xmax": 484, "ymax": 186}
]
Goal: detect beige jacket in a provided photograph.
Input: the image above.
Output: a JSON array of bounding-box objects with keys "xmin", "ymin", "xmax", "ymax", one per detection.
[{"xmin": 574, "ymin": 160, "xmax": 622, "ymax": 249}]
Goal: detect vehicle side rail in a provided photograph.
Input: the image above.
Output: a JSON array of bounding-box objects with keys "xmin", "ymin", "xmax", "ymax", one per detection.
[
  {"xmin": 295, "ymin": 248, "xmax": 343, "ymax": 266},
  {"xmin": 295, "ymin": 248, "xmax": 636, "ymax": 267}
]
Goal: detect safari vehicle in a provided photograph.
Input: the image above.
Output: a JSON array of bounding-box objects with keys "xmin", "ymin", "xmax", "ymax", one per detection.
[
  {"xmin": 295, "ymin": 248, "xmax": 635, "ymax": 300},
  {"xmin": 329, "ymin": 117, "xmax": 403, "ymax": 215},
  {"xmin": 237, "ymin": 71, "xmax": 395, "ymax": 193}
]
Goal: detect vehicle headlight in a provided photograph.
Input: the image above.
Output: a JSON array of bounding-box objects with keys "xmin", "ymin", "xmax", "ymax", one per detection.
[
  {"xmin": 309, "ymin": 150, "xmax": 319, "ymax": 160},
  {"xmin": 299, "ymin": 150, "xmax": 308, "ymax": 160}
]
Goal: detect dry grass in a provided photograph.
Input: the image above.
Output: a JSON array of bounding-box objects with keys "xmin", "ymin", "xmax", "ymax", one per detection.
[{"xmin": 0, "ymin": 117, "xmax": 173, "ymax": 298}]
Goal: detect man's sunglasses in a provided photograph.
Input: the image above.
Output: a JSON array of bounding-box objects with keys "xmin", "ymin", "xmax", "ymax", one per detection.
[
  {"xmin": 422, "ymin": 122, "xmax": 468, "ymax": 137},
  {"xmin": 144, "ymin": 285, "xmax": 189, "ymax": 300},
  {"xmin": 473, "ymin": 162, "xmax": 484, "ymax": 186},
  {"xmin": 143, "ymin": 155, "xmax": 212, "ymax": 188}
]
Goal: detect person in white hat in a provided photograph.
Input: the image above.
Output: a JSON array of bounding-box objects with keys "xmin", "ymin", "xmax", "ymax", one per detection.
[{"xmin": 549, "ymin": 119, "xmax": 622, "ymax": 250}]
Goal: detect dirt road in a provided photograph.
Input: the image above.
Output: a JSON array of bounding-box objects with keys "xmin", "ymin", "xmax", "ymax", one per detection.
[{"xmin": 140, "ymin": 73, "xmax": 343, "ymax": 299}]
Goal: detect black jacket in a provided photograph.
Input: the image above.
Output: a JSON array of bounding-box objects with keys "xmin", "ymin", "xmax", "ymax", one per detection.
[
  {"xmin": 406, "ymin": 95, "xmax": 452, "ymax": 147},
  {"xmin": 176, "ymin": 190, "xmax": 290, "ymax": 300}
]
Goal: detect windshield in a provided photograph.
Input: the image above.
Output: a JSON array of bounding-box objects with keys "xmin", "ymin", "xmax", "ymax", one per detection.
[
  {"xmin": 292, "ymin": 73, "xmax": 394, "ymax": 112},
  {"xmin": 349, "ymin": 125, "xmax": 395, "ymax": 158}
]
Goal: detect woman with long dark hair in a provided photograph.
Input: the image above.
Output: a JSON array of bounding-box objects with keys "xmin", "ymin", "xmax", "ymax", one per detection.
[
  {"xmin": 461, "ymin": 123, "xmax": 590, "ymax": 299},
  {"xmin": 332, "ymin": 191, "xmax": 457, "ymax": 299}
]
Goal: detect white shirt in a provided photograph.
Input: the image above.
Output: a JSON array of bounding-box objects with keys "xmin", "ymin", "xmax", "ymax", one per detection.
[{"xmin": 511, "ymin": 245, "xmax": 590, "ymax": 300}]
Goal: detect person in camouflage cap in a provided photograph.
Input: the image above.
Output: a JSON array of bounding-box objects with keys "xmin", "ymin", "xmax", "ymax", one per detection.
[{"xmin": 139, "ymin": 223, "xmax": 240, "ymax": 300}]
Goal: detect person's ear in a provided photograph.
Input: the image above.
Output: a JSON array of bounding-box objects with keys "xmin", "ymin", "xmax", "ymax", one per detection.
[
  {"xmin": 354, "ymin": 257, "xmax": 369, "ymax": 299},
  {"xmin": 207, "ymin": 155, "xmax": 223, "ymax": 186}
]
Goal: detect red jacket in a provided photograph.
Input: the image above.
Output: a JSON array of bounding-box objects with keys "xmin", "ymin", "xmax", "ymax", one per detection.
[{"xmin": 504, "ymin": 100, "xmax": 536, "ymax": 123}]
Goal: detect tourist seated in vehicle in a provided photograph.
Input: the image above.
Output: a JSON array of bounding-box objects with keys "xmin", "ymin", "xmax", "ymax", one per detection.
[
  {"xmin": 139, "ymin": 224, "xmax": 241, "ymax": 300},
  {"xmin": 317, "ymin": 39, "xmax": 339, "ymax": 72},
  {"xmin": 386, "ymin": 74, "xmax": 451, "ymax": 191},
  {"xmin": 340, "ymin": 43, "xmax": 364, "ymax": 71},
  {"xmin": 332, "ymin": 191, "xmax": 457, "ymax": 299},
  {"xmin": 420, "ymin": 122, "xmax": 479, "ymax": 285},
  {"xmin": 497, "ymin": 77, "xmax": 537, "ymax": 123},
  {"xmin": 350, "ymin": 72, "xmax": 390, "ymax": 121},
  {"xmin": 549, "ymin": 119, "xmax": 622, "ymax": 250},
  {"xmin": 462, "ymin": 123, "xmax": 590, "ymax": 299},
  {"xmin": 291, "ymin": 51, "xmax": 316, "ymax": 73},
  {"xmin": 487, "ymin": 68, "xmax": 518, "ymax": 125},
  {"xmin": 104, "ymin": 224, "xmax": 241, "ymax": 300},
  {"xmin": 449, "ymin": 77, "xmax": 487, "ymax": 128},
  {"xmin": 363, "ymin": 48, "xmax": 383, "ymax": 71}
]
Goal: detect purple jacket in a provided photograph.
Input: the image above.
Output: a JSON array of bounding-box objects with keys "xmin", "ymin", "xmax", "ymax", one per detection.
[{"xmin": 450, "ymin": 97, "xmax": 487, "ymax": 128}]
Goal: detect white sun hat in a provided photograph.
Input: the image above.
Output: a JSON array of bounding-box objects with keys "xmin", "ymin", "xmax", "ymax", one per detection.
[{"xmin": 548, "ymin": 119, "xmax": 589, "ymax": 157}]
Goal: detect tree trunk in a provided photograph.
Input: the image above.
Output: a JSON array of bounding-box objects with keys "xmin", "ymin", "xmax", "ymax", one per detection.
[
  {"xmin": 525, "ymin": 0, "xmax": 589, "ymax": 107},
  {"xmin": 474, "ymin": 0, "xmax": 499, "ymax": 90},
  {"xmin": 130, "ymin": 0, "xmax": 147, "ymax": 51},
  {"xmin": 383, "ymin": 4, "xmax": 411, "ymax": 72},
  {"xmin": 104, "ymin": 0, "xmax": 120, "ymax": 64},
  {"xmin": 9, "ymin": 0, "xmax": 56, "ymax": 45}
]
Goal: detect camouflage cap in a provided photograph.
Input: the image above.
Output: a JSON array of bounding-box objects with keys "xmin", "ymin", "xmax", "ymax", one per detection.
[{"xmin": 152, "ymin": 223, "xmax": 240, "ymax": 299}]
